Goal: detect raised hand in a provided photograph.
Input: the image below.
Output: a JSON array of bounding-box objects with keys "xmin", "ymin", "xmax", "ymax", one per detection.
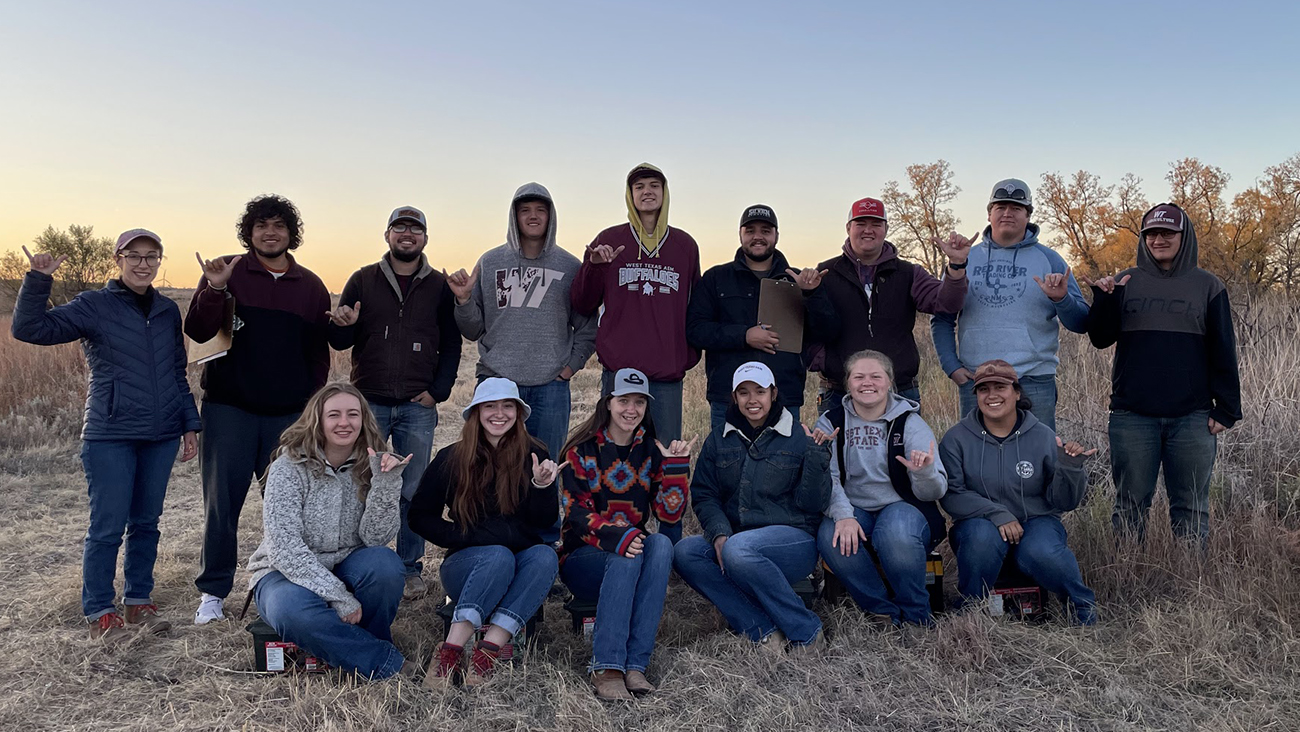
[
  {"xmin": 195, "ymin": 252, "xmax": 242, "ymax": 290},
  {"xmin": 745, "ymin": 324, "xmax": 780, "ymax": 355},
  {"xmin": 445, "ymin": 264, "xmax": 477, "ymax": 305},
  {"xmin": 802, "ymin": 424, "xmax": 839, "ymax": 446},
  {"xmin": 785, "ymin": 267, "xmax": 829, "ymax": 291},
  {"xmin": 933, "ymin": 231, "xmax": 978, "ymax": 265},
  {"xmin": 831, "ymin": 517, "xmax": 868, "ymax": 557},
  {"xmin": 949, "ymin": 367, "xmax": 976, "ymax": 386},
  {"xmin": 22, "ymin": 245, "xmax": 68, "ymax": 276},
  {"xmin": 327, "ymin": 301, "xmax": 361, "ymax": 327},
  {"xmin": 1080, "ymin": 273, "xmax": 1131, "ymax": 295},
  {"xmin": 1033, "ymin": 266, "xmax": 1072, "ymax": 302},
  {"xmin": 655, "ymin": 434, "xmax": 699, "ymax": 458},
  {"xmin": 624, "ymin": 534, "xmax": 645, "ymax": 559},
  {"xmin": 586, "ymin": 243, "xmax": 625, "ymax": 265},
  {"xmin": 895, "ymin": 440, "xmax": 936, "ymax": 472},
  {"xmin": 531, "ymin": 453, "xmax": 568, "ymax": 487},
  {"xmin": 368, "ymin": 447, "xmax": 414, "ymax": 473},
  {"xmin": 1055, "ymin": 435, "xmax": 1098, "ymax": 458}
]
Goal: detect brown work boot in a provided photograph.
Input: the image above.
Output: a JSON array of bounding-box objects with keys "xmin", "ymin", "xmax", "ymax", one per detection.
[
  {"xmin": 624, "ymin": 669, "xmax": 656, "ymax": 695},
  {"xmin": 402, "ymin": 575, "xmax": 427, "ymax": 603},
  {"xmin": 788, "ymin": 628, "xmax": 826, "ymax": 658},
  {"xmin": 462, "ymin": 640, "xmax": 501, "ymax": 688},
  {"xmin": 89, "ymin": 612, "xmax": 129, "ymax": 643},
  {"xmin": 757, "ymin": 629, "xmax": 787, "ymax": 654},
  {"xmin": 591, "ymin": 669, "xmax": 634, "ymax": 701},
  {"xmin": 423, "ymin": 642, "xmax": 463, "ymax": 690},
  {"xmin": 125, "ymin": 604, "xmax": 171, "ymax": 634}
]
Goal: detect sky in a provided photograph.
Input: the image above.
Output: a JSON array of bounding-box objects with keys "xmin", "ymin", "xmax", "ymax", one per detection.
[{"xmin": 1, "ymin": 0, "xmax": 1297, "ymax": 291}]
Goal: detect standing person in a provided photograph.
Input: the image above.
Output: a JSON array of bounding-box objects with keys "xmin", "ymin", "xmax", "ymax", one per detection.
[
  {"xmin": 570, "ymin": 163, "xmax": 701, "ymax": 447},
  {"xmin": 686, "ymin": 204, "xmax": 839, "ymax": 431},
  {"xmin": 558, "ymin": 368, "xmax": 694, "ymax": 700},
  {"xmin": 815, "ymin": 350, "xmax": 947, "ymax": 627},
  {"xmin": 1084, "ymin": 203, "xmax": 1240, "ymax": 545},
  {"xmin": 817, "ymin": 197, "xmax": 969, "ymax": 410},
  {"xmin": 327, "ymin": 205, "xmax": 462, "ymax": 601},
  {"xmin": 188, "ymin": 194, "xmax": 331, "ymax": 625},
  {"xmin": 930, "ymin": 179, "xmax": 1089, "ymax": 430},
  {"xmin": 12, "ymin": 230, "xmax": 200, "ymax": 640},
  {"xmin": 447, "ymin": 183, "xmax": 596, "ymax": 465},
  {"xmin": 247, "ymin": 382, "xmax": 418, "ymax": 680},
  {"xmin": 673, "ymin": 363, "xmax": 833, "ymax": 653},
  {"xmin": 408, "ymin": 378, "xmax": 561, "ymax": 688},
  {"xmin": 938, "ymin": 360, "xmax": 1098, "ymax": 625}
]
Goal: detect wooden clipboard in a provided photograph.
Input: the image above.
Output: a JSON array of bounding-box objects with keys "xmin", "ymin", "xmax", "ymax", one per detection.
[
  {"xmin": 757, "ymin": 278, "xmax": 805, "ymax": 354},
  {"xmin": 187, "ymin": 295, "xmax": 235, "ymax": 365}
]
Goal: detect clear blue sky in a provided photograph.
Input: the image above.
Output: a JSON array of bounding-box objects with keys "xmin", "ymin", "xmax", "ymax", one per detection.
[{"xmin": 1, "ymin": 0, "xmax": 1296, "ymax": 289}]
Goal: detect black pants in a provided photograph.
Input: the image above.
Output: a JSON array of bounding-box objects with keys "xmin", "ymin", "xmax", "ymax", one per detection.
[{"xmin": 195, "ymin": 402, "xmax": 298, "ymax": 598}]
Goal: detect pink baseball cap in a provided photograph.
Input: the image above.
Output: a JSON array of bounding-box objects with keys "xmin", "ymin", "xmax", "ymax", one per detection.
[
  {"xmin": 115, "ymin": 228, "xmax": 163, "ymax": 254},
  {"xmin": 847, "ymin": 197, "xmax": 887, "ymax": 222}
]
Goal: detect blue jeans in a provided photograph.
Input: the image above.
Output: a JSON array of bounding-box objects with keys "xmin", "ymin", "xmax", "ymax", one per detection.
[
  {"xmin": 816, "ymin": 387, "xmax": 920, "ymax": 417},
  {"xmin": 950, "ymin": 516, "xmax": 1096, "ymax": 625},
  {"xmin": 438, "ymin": 544, "xmax": 558, "ymax": 636},
  {"xmin": 673, "ymin": 526, "xmax": 821, "ymax": 644},
  {"xmin": 255, "ymin": 546, "xmax": 406, "ymax": 679},
  {"xmin": 960, "ymin": 374, "xmax": 1056, "ymax": 430},
  {"xmin": 560, "ymin": 533, "xmax": 673, "ymax": 672},
  {"xmin": 518, "ymin": 380, "xmax": 572, "ymax": 543},
  {"xmin": 369, "ymin": 400, "xmax": 438, "ymax": 576},
  {"xmin": 708, "ymin": 400, "xmax": 729, "ymax": 434},
  {"xmin": 1109, "ymin": 409, "xmax": 1217, "ymax": 544},
  {"xmin": 79, "ymin": 438, "xmax": 180, "ymax": 620},
  {"xmin": 817, "ymin": 502, "xmax": 934, "ymax": 625},
  {"xmin": 603, "ymin": 370, "xmax": 684, "ymax": 544}
]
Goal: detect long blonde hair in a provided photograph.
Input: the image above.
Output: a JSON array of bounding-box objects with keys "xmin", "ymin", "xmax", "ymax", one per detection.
[{"xmin": 270, "ymin": 382, "xmax": 386, "ymax": 501}]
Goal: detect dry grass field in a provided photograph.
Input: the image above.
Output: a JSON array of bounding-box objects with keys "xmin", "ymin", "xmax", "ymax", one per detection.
[{"xmin": 1, "ymin": 291, "xmax": 1299, "ymax": 731}]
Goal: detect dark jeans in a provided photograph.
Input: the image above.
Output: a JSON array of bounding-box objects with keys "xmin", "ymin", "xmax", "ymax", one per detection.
[
  {"xmin": 439, "ymin": 544, "xmax": 559, "ymax": 635},
  {"xmin": 560, "ymin": 534, "xmax": 673, "ymax": 672},
  {"xmin": 950, "ymin": 516, "xmax": 1096, "ymax": 625},
  {"xmin": 960, "ymin": 374, "xmax": 1056, "ymax": 430},
  {"xmin": 1109, "ymin": 409, "xmax": 1217, "ymax": 544},
  {"xmin": 196, "ymin": 402, "xmax": 298, "ymax": 598},
  {"xmin": 369, "ymin": 400, "xmax": 437, "ymax": 576},
  {"xmin": 79, "ymin": 437, "xmax": 180, "ymax": 620},
  {"xmin": 255, "ymin": 546, "xmax": 406, "ymax": 679},
  {"xmin": 816, "ymin": 502, "xmax": 934, "ymax": 625},
  {"xmin": 603, "ymin": 370, "xmax": 684, "ymax": 544}
]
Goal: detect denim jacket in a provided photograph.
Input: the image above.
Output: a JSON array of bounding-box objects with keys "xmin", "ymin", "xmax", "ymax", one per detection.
[{"xmin": 691, "ymin": 408, "xmax": 832, "ymax": 542}]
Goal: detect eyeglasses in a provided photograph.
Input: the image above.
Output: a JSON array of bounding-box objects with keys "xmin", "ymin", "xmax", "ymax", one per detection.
[
  {"xmin": 390, "ymin": 224, "xmax": 425, "ymax": 234},
  {"xmin": 120, "ymin": 253, "xmax": 163, "ymax": 267},
  {"xmin": 1144, "ymin": 230, "xmax": 1180, "ymax": 241},
  {"xmin": 991, "ymin": 187, "xmax": 1029, "ymax": 202}
]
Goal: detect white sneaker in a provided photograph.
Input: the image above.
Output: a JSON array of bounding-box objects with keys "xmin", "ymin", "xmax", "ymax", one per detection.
[{"xmin": 194, "ymin": 593, "xmax": 226, "ymax": 625}]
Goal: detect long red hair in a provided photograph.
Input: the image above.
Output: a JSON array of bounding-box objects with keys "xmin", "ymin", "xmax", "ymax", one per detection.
[{"xmin": 449, "ymin": 401, "xmax": 542, "ymax": 527}]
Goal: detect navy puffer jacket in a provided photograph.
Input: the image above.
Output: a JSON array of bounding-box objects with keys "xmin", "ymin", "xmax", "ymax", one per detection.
[{"xmin": 11, "ymin": 272, "xmax": 202, "ymax": 441}]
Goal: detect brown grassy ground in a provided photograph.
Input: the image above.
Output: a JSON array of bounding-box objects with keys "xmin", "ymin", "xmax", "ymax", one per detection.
[{"xmin": 1, "ymin": 292, "xmax": 1298, "ymax": 732}]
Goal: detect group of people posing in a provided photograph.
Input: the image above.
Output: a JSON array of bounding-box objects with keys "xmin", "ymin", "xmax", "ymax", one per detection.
[{"xmin": 12, "ymin": 164, "xmax": 1241, "ymax": 699}]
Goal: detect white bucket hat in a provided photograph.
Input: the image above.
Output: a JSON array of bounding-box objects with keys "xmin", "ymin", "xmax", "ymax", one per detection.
[{"xmin": 462, "ymin": 377, "xmax": 532, "ymax": 421}]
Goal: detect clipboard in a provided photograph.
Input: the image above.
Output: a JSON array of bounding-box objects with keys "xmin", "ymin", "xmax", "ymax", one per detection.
[
  {"xmin": 187, "ymin": 295, "xmax": 235, "ymax": 364},
  {"xmin": 757, "ymin": 278, "xmax": 805, "ymax": 354}
]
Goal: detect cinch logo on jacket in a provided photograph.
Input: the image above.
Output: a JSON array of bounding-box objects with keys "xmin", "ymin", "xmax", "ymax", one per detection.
[
  {"xmin": 970, "ymin": 263, "xmax": 1030, "ymax": 308},
  {"xmin": 618, "ymin": 263, "xmax": 681, "ymax": 296},
  {"xmin": 494, "ymin": 266, "xmax": 565, "ymax": 309}
]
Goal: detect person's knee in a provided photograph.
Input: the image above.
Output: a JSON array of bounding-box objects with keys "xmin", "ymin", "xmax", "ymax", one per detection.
[
  {"xmin": 873, "ymin": 506, "xmax": 928, "ymax": 553},
  {"xmin": 641, "ymin": 532, "xmax": 672, "ymax": 565},
  {"xmin": 517, "ymin": 544, "xmax": 559, "ymax": 577}
]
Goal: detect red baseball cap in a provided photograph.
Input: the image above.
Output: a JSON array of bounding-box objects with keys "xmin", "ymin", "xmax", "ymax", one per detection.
[{"xmin": 847, "ymin": 197, "xmax": 887, "ymax": 223}]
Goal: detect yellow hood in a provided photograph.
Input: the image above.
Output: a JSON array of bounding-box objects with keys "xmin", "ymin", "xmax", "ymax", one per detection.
[{"xmin": 625, "ymin": 163, "xmax": 670, "ymax": 259}]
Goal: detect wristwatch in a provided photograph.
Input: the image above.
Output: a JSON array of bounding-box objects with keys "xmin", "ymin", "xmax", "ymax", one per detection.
[{"xmin": 948, "ymin": 260, "xmax": 969, "ymax": 270}]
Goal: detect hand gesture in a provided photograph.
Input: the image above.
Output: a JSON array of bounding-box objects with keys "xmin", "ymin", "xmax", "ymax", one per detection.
[
  {"xmin": 624, "ymin": 534, "xmax": 645, "ymax": 559},
  {"xmin": 368, "ymin": 447, "xmax": 414, "ymax": 473},
  {"xmin": 445, "ymin": 265, "xmax": 477, "ymax": 305},
  {"xmin": 998, "ymin": 519, "xmax": 1024, "ymax": 544},
  {"xmin": 949, "ymin": 367, "xmax": 975, "ymax": 386},
  {"xmin": 895, "ymin": 440, "xmax": 936, "ymax": 472},
  {"xmin": 531, "ymin": 453, "xmax": 568, "ymax": 487},
  {"xmin": 195, "ymin": 252, "xmax": 242, "ymax": 290},
  {"xmin": 655, "ymin": 434, "xmax": 698, "ymax": 458},
  {"xmin": 180, "ymin": 431, "xmax": 199, "ymax": 462},
  {"xmin": 586, "ymin": 243, "xmax": 625, "ymax": 265},
  {"xmin": 327, "ymin": 301, "xmax": 361, "ymax": 326},
  {"xmin": 802, "ymin": 424, "xmax": 839, "ymax": 446},
  {"xmin": 785, "ymin": 267, "xmax": 828, "ymax": 291},
  {"xmin": 1208, "ymin": 418, "xmax": 1227, "ymax": 436},
  {"xmin": 1033, "ymin": 266, "xmax": 1072, "ymax": 303},
  {"xmin": 831, "ymin": 517, "xmax": 867, "ymax": 557},
  {"xmin": 745, "ymin": 324, "xmax": 780, "ymax": 354},
  {"xmin": 1080, "ymin": 273, "xmax": 1130, "ymax": 295},
  {"xmin": 341, "ymin": 607, "xmax": 362, "ymax": 625},
  {"xmin": 933, "ymin": 231, "xmax": 979, "ymax": 265},
  {"xmin": 1055, "ymin": 435, "xmax": 1098, "ymax": 458},
  {"xmin": 22, "ymin": 246, "xmax": 68, "ymax": 276}
]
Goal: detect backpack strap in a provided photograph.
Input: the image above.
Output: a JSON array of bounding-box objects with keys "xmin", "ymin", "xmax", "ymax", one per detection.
[
  {"xmin": 886, "ymin": 414, "xmax": 949, "ymax": 545},
  {"xmin": 826, "ymin": 405, "xmax": 847, "ymax": 483}
]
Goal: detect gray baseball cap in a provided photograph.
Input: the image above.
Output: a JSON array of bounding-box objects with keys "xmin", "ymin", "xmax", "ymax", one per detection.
[
  {"xmin": 988, "ymin": 179, "xmax": 1033, "ymax": 211},
  {"xmin": 610, "ymin": 368, "xmax": 654, "ymax": 400},
  {"xmin": 387, "ymin": 205, "xmax": 427, "ymax": 228}
]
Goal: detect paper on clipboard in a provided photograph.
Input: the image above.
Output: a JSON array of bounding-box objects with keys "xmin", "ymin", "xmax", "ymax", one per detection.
[
  {"xmin": 757, "ymin": 278, "xmax": 805, "ymax": 354},
  {"xmin": 187, "ymin": 295, "xmax": 235, "ymax": 365}
]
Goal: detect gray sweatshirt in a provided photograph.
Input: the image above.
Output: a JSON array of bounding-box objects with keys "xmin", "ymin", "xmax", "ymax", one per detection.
[
  {"xmin": 247, "ymin": 453, "xmax": 402, "ymax": 619},
  {"xmin": 817, "ymin": 393, "xmax": 946, "ymax": 520},
  {"xmin": 938, "ymin": 410, "xmax": 1088, "ymax": 526},
  {"xmin": 454, "ymin": 182, "xmax": 597, "ymax": 386}
]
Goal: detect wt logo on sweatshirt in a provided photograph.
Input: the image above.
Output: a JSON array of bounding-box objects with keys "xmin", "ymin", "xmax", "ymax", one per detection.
[{"xmin": 495, "ymin": 267, "xmax": 565, "ymax": 309}]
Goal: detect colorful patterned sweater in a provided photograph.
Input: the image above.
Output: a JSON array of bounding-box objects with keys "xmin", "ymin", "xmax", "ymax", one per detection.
[{"xmin": 560, "ymin": 426, "xmax": 690, "ymax": 559}]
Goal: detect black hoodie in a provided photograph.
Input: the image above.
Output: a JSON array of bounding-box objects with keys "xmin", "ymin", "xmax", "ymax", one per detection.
[{"xmin": 1086, "ymin": 203, "xmax": 1241, "ymax": 427}]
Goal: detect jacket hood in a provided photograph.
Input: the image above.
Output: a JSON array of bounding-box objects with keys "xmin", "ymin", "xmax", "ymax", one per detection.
[
  {"xmin": 506, "ymin": 182, "xmax": 557, "ymax": 255},
  {"xmin": 1136, "ymin": 202, "xmax": 1199, "ymax": 278},
  {"xmin": 958, "ymin": 407, "xmax": 1040, "ymax": 443},
  {"xmin": 625, "ymin": 163, "xmax": 670, "ymax": 258},
  {"xmin": 980, "ymin": 222, "xmax": 1042, "ymax": 250},
  {"xmin": 840, "ymin": 239, "xmax": 899, "ymax": 267},
  {"xmin": 837, "ymin": 390, "xmax": 919, "ymax": 424}
]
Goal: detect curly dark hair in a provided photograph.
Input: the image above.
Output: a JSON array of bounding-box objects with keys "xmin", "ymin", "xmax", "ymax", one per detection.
[{"xmin": 236, "ymin": 194, "xmax": 304, "ymax": 250}]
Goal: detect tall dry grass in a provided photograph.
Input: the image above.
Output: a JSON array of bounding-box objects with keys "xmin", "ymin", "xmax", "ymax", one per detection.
[{"xmin": 1, "ymin": 292, "xmax": 1299, "ymax": 731}]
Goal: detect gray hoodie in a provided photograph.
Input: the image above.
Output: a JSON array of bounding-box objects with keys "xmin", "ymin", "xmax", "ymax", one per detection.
[
  {"xmin": 816, "ymin": 393, "xmax": 947, "ymax": 520},
  {"xmin": 454, "ymin": 183, "xmax": 597, "ymax": 386},
  {"xmin": 938, "ymin": 409, "xmax": 1088, "ymax": 526}
]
